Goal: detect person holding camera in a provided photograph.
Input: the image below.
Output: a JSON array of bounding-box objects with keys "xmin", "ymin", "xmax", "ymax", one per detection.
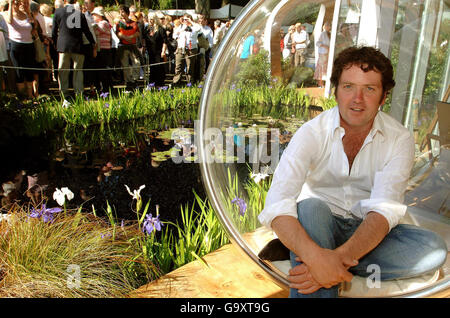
[{"xmin": 172, "ymin": 13, "xmax": 201, "ymax": 86}]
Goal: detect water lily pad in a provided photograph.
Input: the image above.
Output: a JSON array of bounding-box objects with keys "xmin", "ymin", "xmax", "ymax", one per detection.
[
  {"xmin": 151, "ymin": 148, "xmax": 178, "ymax": 162},
  {"xmin": 156, "ymin": 128, "xmax": 194, "ymax": 141}
]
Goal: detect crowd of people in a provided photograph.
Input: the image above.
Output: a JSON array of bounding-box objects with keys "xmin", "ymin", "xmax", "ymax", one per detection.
[
  {"xmin": 0, "ymin": 0, "xmax": 357, "ymax": 100},
  {"xmin": 281, "ymin": 22, "xmax": 311, "ymax": 68},
  {"xmin": 0, "ymin": 0, "xmax": 234, "ymax": 100},
  {"xmin": 280, "ymin": 20, "xmax": 355, "ymax": 88}
]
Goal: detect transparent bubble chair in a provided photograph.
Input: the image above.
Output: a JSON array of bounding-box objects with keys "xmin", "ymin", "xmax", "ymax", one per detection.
[{"xmin": 198, "ymin": 0, "xmax": 450, "ymax": 297}]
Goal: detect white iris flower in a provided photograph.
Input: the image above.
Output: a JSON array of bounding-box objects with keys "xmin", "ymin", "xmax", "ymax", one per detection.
[{"xmin": 53, "ymin": 187, "xmax": 74, "ymax": 206}]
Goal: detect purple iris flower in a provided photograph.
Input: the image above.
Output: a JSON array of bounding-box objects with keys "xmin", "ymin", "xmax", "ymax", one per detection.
[
  {"xmin": 197, "ymin": 84, "xmax": 203, "ymax": 88},
  {"xmin": 231, "ymin": 197, "xmax": 247, "ymax": 216},
  {"xmin": 100, "ymin": 92, "xmax": 109, "ymax": 99},
  {"xmin": 142, "ymin": 213, "xmax": 163, "ymax": 235},
  {"xmin": 186, "ymin": 82, "xmax": 192, "ymax": 87},
  {"xmin": 101, "ymin": 233, "xmax": 112, "ymax": 239},
  {"xmin": 29, "ymin": 204, "xmax": 62, "ymax": 223},
  {"xmin": 104, "ymin": 103, "xmax": 110, "ymax": 109}
]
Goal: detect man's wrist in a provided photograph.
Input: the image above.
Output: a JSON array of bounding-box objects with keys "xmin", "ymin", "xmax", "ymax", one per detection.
[
  {"xmin": 298, "ymin": 243, "xmax": 324, "ymax": 266},
  {"xmin": 334, "ymin": 245, "xmax": 355, "ymax": 264}
]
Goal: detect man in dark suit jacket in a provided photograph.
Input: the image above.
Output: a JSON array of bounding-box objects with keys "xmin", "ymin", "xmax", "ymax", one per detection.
[{"xmin": 52, "ymin": 0, "xmax": 96, "ymax": 97}]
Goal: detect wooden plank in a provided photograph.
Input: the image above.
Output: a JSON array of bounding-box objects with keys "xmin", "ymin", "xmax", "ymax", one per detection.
[{"xmin": 130, "ymin": 243, "xmax": 289, "ymax": 298}]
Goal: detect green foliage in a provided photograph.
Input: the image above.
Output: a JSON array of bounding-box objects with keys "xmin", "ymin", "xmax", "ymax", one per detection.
[
  {"xmin": 167, "ymin": 191, "xmax": 229, "ymax": 268},
  {"xmin": 5, "ymin": 87, "xmax": 201, "ymax": 136},
  {"xmin": 293, "ymin": 3, "xmax": 321, "ymax": 25},
  {"xmin": 223, "ymin": 168, "xmax": 271, "ymax": 233},
  {"xmin": 317, "ymin": 95, "xmax": 337, "ymax": 110},
  {"xmin": 235, "ymin": 50, "xmax": 271, "ymax": 87},
  {"xmin": 216, "ymin": 81, "xmax": 312, "ymax": 120},
  {"xmin": 156, "ymin": 0, "xmax": 174, "ymax": 10},
  {"xmin": 7, "ymin": 82, "xmax": 320, "ymax": 138},
  {"xmin": 423, "ymin": 19, "xmax": 450, "ymax": 105}
]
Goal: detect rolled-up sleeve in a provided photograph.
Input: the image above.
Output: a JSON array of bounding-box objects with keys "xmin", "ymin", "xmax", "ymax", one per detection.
[
  {"xmin": 258, "ymin": 124, "xmax": 318, "ymax": 230},
  {"xmin": 357, "ymin": 130, "xmax": 415, "ymax": 231}
]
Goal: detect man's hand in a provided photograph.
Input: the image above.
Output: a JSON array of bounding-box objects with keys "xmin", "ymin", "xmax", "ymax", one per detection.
[
  {"xmin": 288, "ymin": 263, "xmax": 322, "ymax": 294},
  {"xmin": 289, "ymin": 247, "xmax": 358, "ymax": 293}
]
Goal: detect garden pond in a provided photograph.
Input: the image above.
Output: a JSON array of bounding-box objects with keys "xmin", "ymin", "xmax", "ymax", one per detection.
[{"xmin": 0, "ymin": 104, "xmax": 304, "ymax": 226}]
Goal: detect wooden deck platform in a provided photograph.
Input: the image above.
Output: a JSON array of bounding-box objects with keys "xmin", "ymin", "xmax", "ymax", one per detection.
[
  {"xmin": 130, "ymin": 243, "xmax": 288, "ymax": 298},
  {"xmin": 130, "ymin": 242, "xmax": 449, "ymax": 298}
]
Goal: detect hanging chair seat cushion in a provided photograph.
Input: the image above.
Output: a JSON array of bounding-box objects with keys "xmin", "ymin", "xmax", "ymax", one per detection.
[{"xmin": 248, "ymin": 212, "xmax": 443, "ymax": 297}]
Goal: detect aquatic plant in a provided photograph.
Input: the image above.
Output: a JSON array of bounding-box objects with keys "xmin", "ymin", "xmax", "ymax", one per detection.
[
  {"xmin": 215, "ymin": 83, "xmax": 313, "ymax": 121},
  {"xmin": 29, "ymin": 204, "xmax": 62, "ymax": 223},
  {"xmin": 6, "ymin": 86, "xmax": 203, "ymax": 136},
  {"xmin": 231, "ymin": 197, "xmax": 247, "ymax": 216},
  {"xmin": 6, "ymin": 83, "xmax": 325, "ymax": 138},
  {"xmin": 142, "ymin": 213, "xmax": 163, "ymax": 235},
  {"xmin": 166, "ymin": 191, "xmax": 229, "ymax": 269}
]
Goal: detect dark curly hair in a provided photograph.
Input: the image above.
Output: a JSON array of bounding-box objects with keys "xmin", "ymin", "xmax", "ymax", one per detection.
[
  {"xmin": 119, "ymin": 5, "xmax": 130, "ymax": 15},
  {"xmin": 331, "ymin": 46, "xmax": 395, "ymax": 98}
]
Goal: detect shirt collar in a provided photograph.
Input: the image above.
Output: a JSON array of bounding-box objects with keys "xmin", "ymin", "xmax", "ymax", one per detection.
[
  {"xmin": 371, "ymin": 110, "xmax": 386, "ymax": 141},
  {"xmin": 332, "ymin": 106, "xmax": 386, "ymax": 142}
]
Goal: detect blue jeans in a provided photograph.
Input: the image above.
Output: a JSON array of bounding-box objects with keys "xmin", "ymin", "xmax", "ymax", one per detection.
[{"xmin": 289, "ymin": 198, "xmax": 448, "ymax": 298}]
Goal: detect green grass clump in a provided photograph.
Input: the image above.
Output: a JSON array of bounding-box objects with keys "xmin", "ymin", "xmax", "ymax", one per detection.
[{"xmin": 0, "ymin": 205, "xmax": 150, "ymax": 298}]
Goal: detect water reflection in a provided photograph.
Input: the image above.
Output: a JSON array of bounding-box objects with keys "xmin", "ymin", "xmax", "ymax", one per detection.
[{"xmin": 0, "ymin": 115, "xmax": 206, "ymax": 224}]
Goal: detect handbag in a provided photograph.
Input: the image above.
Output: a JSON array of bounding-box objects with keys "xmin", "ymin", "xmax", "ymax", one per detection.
[{"xmin": 34, "ymin": 37, "xmax": 46, "ymax": 63}]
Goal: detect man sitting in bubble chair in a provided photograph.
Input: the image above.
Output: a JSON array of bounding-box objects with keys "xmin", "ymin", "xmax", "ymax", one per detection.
[{"xmin": 258, "ymin": 46, "xmax": 447, "ymax": 298}]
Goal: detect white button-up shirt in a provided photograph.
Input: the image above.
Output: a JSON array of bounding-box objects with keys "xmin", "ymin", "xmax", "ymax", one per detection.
[
  {"xmin": 293, "ymin": 29, "xmax": 308, "ymax": 49},
  {"xmin": 258, "ymin": 106, "xmax": 415, "ymax": 232},
  {"xmin": 200, "ymin": 24, "xmax": 214, "ymax": 48},
  {"xmin": 173, "ymin": 23, "xmax": 201, "ymax": 50}
]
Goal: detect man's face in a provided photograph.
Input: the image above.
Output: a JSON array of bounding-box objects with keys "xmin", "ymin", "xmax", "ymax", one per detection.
[
  {"xmin": 199, "ymin": 16, "xmax": 206, "ymax": 26},
  {"xmin": 85, "ymin": 0, "xmax": 94, "ymax": 11},
  {"xmin": 336, "ymin": 64, "xmax": 387, "ymax": 132},
  {"xmin": 120, "ymin": 9, "xmax": 128, "ymax": 19}
]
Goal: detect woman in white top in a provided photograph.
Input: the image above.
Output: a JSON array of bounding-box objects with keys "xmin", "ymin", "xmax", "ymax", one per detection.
[
  {"xmin": 39, "ymin": 3, "xmax": 52, "ymax": 37},
  {"xmin": 282, "ymin": 25, "xmax": 295, "ymax": 63},
  {"xmin": 5, "ymin": 0, "xmax": 37, "ymax": 98},
  {"xmin": 313, "ymin": 21, "xmax": 331, "ymax": 88},
  {"xmin": 40, "ymin": 3, "xmax": 56, "ymax": 82}
]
